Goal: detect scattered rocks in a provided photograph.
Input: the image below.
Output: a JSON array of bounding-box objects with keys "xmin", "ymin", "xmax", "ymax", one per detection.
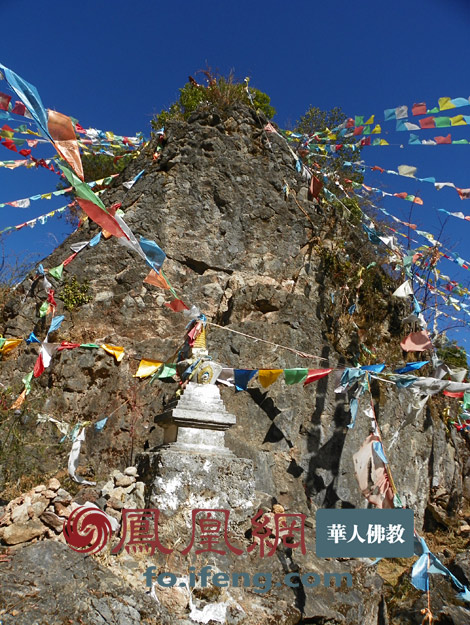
[
  {"xmin": 0, "ymin": 469, "xmax": 145, "ymax": 551},
  {"xmin": 1, "ymin": 519, "xmax": 46, "ymax": 545},
  {"xmin": 47, "ymin": 477, "xmax": 61, "ymax": 491},
  {"xmin": 40, "ymin": 510, "xmax": 65, "ymax": 532},
  {"xmin": 115, "ymin": 475, "xmax": 135, "ymax": 488}
]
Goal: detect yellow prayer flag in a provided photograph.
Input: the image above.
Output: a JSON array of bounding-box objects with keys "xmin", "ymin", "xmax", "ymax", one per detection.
[
  {"xmin": 41, "ymin": 193, "xmax": 52, "ymax": 200},
  {"xmin": 0, "ymin": 338, "xmax": 22, "ymax": 354},
  {"xmin": 371, "ymin": 124, "xmax": 381, "ymax": 134},
  {"xmin": 379, "ymin": 139, "xmax": 389, "ymax": 145},
  {"xmin": 258, "ymin": 369, "xmax": 283, "ymax": 388},
  {"xmin": 134, "ymin": 359, "xmax": 163, "ymax": 378},
  {"xmin": 450, "ymin": 114, "xmax": 466, "ymax": 126},
  {"xmin": 101, "ymin": 344, "xmax": 125, "ymax": 362},
  {"xmin": 438, "ymin": 97, "xmax": 455, "ymax": 111},
  {"xmin": 365, "ymin": 115, "xmax": 375, "ymax": 125},
  {"xmin": 327, "ymin": 133, "xmax": 337, "ymax": 140}
]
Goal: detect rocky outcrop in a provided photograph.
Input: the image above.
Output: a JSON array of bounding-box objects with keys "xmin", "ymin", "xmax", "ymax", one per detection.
[{"xmin": 0, "ymin": 102, "xmax": 469, "ymax": 623}]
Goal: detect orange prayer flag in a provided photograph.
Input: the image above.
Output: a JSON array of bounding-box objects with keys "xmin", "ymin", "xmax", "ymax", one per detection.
[
  {"xmin": 144, "ymin": 269, "xmax": 170, "ymax": 289},
  {"xmin": 10, "ymin": 389, "xmax": 26, "ymax": 410},
  {"xmin": 47, "ymin": 110, "xmax": 84, "ymax": 181}
]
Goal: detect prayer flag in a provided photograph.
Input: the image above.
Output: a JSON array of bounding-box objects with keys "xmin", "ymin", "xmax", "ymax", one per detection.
[
  {"xmin": 144, "ymin": 269, "xmax": 170, "ymax": 289},
  {"xmin": 303, "ymin": 368, "xmax": 333, "ymax": 386},
  {"xmin": 284, "ymin": 368, "xmax": 309, "ymax": 385},
  {"xmin": 438, "ymin": 97, "xmax": 455, "ymax": 111},
  {"xmin": 134, "ymin": 359, "xmax": 163, "ymax": 378},
  {"xmin": 234, "ymin": 369, "xmax": 257, "ymax": 391},
  {"xmin": 164, "ymin": 299, "xmax": 189, "ymax": 312},
  {"xmin": 101, "ymin": 344, "xmax": 125, "ymax": 362},
  {"xmin": 48, "ymin": 110, "xmax": 84, "ymax": 180},
  {"xmin": 258, "ymin": 369, "xmax": 283, "ymax": 388}
]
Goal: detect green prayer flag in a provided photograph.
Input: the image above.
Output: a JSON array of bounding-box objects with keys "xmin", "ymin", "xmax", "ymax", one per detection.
[
  {"xmin": 427, "ymin": 106, "xmax": 439, "ymax": 114},
  {"xmin": 23, "ymin": 371, "xmax": 33, "ymax": 394},
  {"xmin": 39, "ymin": 301, "xmax": 49, "ymax": 317},
  {"xmin": 434, "ymin": 116, "xmax": 451, "ymax": 128},
  {"xmin": 79, "ymin": 343, "xmax": 100, "ymax": 348},
  {"xmin": 284, "ymin": 368, "xmax": 309, "ymax": 385},
  {"xmin": 354, "ymin": 116, "xmax": 364, "ymax": 126},
  {"xmin": 58, "ymin": 163, "xmax": 106, "ymax": 210},
  {"xmin": 362, "ymin": 125, "xmax": 371, "ymax": 135},
  {"xmin": 49, "ymin": 263, "xmax": 64, "ymax": 280},
  {"xmin": 452, "ymin": 139, "xmax": 469, "ymax": 144},
  {"xmin": 157, "ymin": 364, "xmax": 177, "ymax": 379},
  {"xmin": 463, "ymin": 391, "xmax": 470, "ymax": 411}
]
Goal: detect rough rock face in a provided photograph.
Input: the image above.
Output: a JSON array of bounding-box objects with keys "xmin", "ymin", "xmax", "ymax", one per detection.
[
  {"xmin": 0, "ymin": 103, "xmax": 469, "ymax": 623},
  {"xmin": 0, "ymin": 541, "xmax": 176, "ymax": 625}
]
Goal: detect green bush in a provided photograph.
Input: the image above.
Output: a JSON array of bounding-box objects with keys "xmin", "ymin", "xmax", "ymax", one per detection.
[
  {"xmin": 59, "ymin": 276, "xmax": 92, "ymax": 311},
  {"xmin": 437, "ymin": 337, "xmax": 468, "ymax": 371},
  {"xmin": 151, "ymin": 72, "xmax": 275, "ymax": 129}
]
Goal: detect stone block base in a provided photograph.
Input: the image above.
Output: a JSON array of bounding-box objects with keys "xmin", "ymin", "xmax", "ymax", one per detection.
[{"xmin": 137, "ymin": 450, "xmax": 255, "ymax": 525}]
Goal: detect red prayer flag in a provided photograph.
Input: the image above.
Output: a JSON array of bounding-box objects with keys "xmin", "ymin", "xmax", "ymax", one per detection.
[
  {"xmin": 108, "ymin": 202, "xmax": 121, "ymax": 216},
  {"xmin": 33, "ymin": 353, "xmax": 45, "ymax": 378},
  {"xmin": 47, "ymin": 289, "xmax": 57, "ymax": 307},
  {"xmin": 308, "ymin": 175, "xmax": 323, "ymax": 200},
  {"xmin": 19, "ymin": 148, "xmax": 31, "ymax": 157},
  {"xmin": 76, "ymin": 198, "xmax": 128, "ymax": 239},
  {"xmin": 1, "ymin": 139, "xmax": 17, "ymax": 152},
  {"xmin": 443, "ymin": 391, "xmax": 464, "ymax": 398},
  {"xmin": 164, "ymin": 299, "xmax": 189, "ymax": 312},
  {"xmin": 412, "ymin": 102, "xmax": 427, "ymax": 116},
  {"xmin": 419, "ymin": 116, "xmax": 436, "ymax": 129},
  {"xmin": 346, "ymin": 118, "xmax": 355, "ymax": 128},
  {"xmin": 63, "ymin": 252, "xmax": 78, "ymax": 266},
  {"xmin": 434, "ymin": 134, "xmax": 451, "ymax": 144},
  {"xmin": 393, "ymin": 192, "xmax": 408, "ymax": 199},
  {"xmin": 0, "ymin": 92, "xmax": 11, "ymax": 111},
  {"xmin": 303, "ymin": 368, "xmax": 333, "ymax": 386},
  {"xmin": 400, "ymin": 331, "xmax": 433, "ymax": 352},
  {"xmin": 353, "ymin": 125, "xmax": 364, "ymax": 136},
  {"xmin": 11, "ymin": 101, "xmax": 26, "ymax": 116},
  {"xmin": 372, "ymin": 165, "xmax": 385, "ymax": 173},
  {"xmin": 57, "ymin": 341, "xmax": 80, "ymax": 351}
]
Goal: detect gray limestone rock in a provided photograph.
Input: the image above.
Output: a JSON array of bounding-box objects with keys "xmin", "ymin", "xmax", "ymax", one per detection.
[{"xmin": 0, "ymin": 102, "xmax": 468, "ymax": 622}]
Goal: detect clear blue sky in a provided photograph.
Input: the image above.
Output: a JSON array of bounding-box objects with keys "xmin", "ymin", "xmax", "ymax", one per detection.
[{"xmin": 1, "ymin": 0, "xmax": 470, "ymax": 354}]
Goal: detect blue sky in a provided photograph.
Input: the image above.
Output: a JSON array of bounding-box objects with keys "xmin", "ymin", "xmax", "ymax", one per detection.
[{"xmin": 1, "ymin": 0, "xmax": 470, "ymax": 353}]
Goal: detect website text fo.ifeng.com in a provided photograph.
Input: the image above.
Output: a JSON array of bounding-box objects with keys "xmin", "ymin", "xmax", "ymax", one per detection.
[{"xmin": 143, "ymin": 565, "xmax": 353, "ymax": 594}]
